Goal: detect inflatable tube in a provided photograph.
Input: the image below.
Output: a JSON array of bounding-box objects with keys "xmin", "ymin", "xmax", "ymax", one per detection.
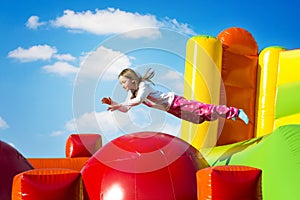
[
  {"xmin": 256, "ymin": 46, "xmax": 285, "ymax": 137},
  {"xmin": 202, "ymin": 124, "xmax": 300, "ymax": 200},
  {"xmin": 181, "ymin": 36, "xmax": 222, "ymax": 149}
]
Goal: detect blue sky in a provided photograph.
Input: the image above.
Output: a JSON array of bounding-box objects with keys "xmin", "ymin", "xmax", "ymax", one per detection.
[{"xmin": 1, "ymin": 0, "xmax": 299, "ymax": 158}]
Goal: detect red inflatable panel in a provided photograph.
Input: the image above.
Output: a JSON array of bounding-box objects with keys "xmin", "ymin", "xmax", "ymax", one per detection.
[
  {"xmin": 0, "ymin": 140, "xmax": 33, "ymax": 200},
  {"xmin": 217, "ymin": 27, "xmax": 258, "ymax": 145},
  {"xmin": 65, "ymin": 133, "xmax": 102, "ymax": 158},
  {"xmin": 12, "ymin": 169, "xmax": 82, "ymax": 200},
  {"xmin": 81, "ymin": 132, "xmax": 210, "ymax": 200},
  {"xmin": 197, "ymin": 165, "xmax": 262, "ymax": 200},
  {"xmin": 27, "ymin": 157, "xmax": 89, "ymax": 171}
]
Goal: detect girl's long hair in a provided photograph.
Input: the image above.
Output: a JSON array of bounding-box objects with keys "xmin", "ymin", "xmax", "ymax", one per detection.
[
  {"xmin": 141, "ymin": 68, "xmax": 155, "ymax": 85},
  {"xmin": 118, "ymin": 68, "xmax": 155, "ymax": 98}
]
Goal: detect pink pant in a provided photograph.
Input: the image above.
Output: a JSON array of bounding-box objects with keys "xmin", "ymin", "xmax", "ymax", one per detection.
[{"xmin": 167, "ymin": 95, "xmax": 239, "ymax": 124}]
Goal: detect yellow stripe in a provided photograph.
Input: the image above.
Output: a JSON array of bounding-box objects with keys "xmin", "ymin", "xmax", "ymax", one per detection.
[{"xmin": 274, "ymin": 113, "xmax": 300, "ymax": 129}]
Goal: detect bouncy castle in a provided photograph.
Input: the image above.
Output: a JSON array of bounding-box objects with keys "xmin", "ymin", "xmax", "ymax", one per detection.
[{"xmin": 1, "ymin": 27, "xmax": 300, "ymax": 199}]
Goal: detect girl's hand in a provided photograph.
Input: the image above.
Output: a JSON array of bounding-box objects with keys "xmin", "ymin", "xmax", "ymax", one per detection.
[
  {"xmin": 101, "ymin": 97, "xmax": 112, "ymax": 105},
  {"xmin": 107, "ymin": 104, "xmax": 122, "ymax": 111}
]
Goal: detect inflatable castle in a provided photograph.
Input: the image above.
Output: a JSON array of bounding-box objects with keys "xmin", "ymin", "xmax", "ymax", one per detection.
[{"xmin": 1, "ymin": 27, "xmax": 300, "ymax": 200}]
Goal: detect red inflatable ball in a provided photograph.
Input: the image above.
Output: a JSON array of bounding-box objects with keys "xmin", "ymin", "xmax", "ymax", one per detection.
[
  {"xmin": 81, "ymin": 132, "xmax": 209, "ymax": 200},
  {"xmin": 0, "ymin": 140, "xmax": 33, "ymax": 200}
]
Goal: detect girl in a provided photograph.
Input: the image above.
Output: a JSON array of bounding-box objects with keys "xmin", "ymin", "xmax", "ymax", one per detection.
[{"xmin": 102, "ymin": 68, "xmax": 249, "ymax": 124}]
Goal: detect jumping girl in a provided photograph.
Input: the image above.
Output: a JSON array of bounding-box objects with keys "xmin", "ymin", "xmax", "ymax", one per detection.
[{"xmin": 101, "ymin": 68, "xmax": 249, "ymax": 124}]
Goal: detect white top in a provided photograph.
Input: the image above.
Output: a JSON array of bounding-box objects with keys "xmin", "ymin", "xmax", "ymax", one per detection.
[{"xmin": 124, "ymin": 82, "xmax": 175, "ymax": 111}]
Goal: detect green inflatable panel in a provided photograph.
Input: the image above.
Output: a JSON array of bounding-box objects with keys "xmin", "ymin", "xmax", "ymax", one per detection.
[{"xmin": 200, "ymin": 124, "xmax": 300, "ymax": 200}]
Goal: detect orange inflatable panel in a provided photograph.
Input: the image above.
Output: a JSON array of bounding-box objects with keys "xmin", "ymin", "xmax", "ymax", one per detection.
[
  {"xmin": 12, "ymin": 169, "xmax": 82, "ymax": 200},
  {"xmin": 197, "ymin": 165, "xmax": 262, "ymax": 200},
  {"xmin": 217, "ymin": 27, "xmax": 258, "ymax": 145},
  {"xmin": 66, "ymin": 133, "xmax": 102, "ymax": 158},
  {"xmin": 27, "ymin": 157, "xmax": 89, "ymax": 171}
]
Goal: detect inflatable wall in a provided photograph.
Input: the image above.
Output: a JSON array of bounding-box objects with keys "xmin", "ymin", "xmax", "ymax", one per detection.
[
  {"xmin": 257, "ymin": 47, "xmax": 300, "ymax": 136},
  {"xmin": 181, "ymin": 28, "xmax": 258, "ymax": 149},
  {"xmin": 181, "ymin": 27, "xmax": 300, "ymax": 148}
]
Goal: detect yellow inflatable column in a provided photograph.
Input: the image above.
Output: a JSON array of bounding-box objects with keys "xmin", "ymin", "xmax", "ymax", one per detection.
[
  {"xmin": 181, "ymin": 36, "xmax": 222, "ymax": 149},
  {"xmin": 274, "ymin": 49, "xmax": 300, "ymax": 128},
  {"xmin": 256, "ymin": 47, "xmax": 285, "ymax": 137}
]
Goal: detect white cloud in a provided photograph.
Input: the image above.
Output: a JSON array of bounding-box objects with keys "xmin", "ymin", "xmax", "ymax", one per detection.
[
  {"xmin": 54, "ymin": 53, "xmax": 76, "ymax": 61},
  {"xmin": 160, "ymin": 18, "xmax": 195, "ymax": 35},
  {"xmin": 26, "ymin": 16, "xmax": 46, "ymax": 29},
  {"xmin": 54, "ymin": 111, "xmax": 121, "ymax": 140},
  {"xmin": 164, "ymin": 70, "xmax": 182, "ymax": 80},
  {"xmin": 8, "ymin": 45, "xmax": 78, "ymax": 77},
  {"xmin": 51, "ymin": 8, "xmax": 160, "ymax": 38},
  {"xmin": 50, "ymin": 8, "xmax": 195, "ymax": 38},
  {"xmin": 66, "ymin": 111, "xmax": 119, "ymax": 133},
  {"xmin": 54, "ymin": 109, "xmax": 181, "ymax": 139},
  {"xmin": 50, "ymin": 130, "xmax": 65, "ymax": 137},
  {"xmin": 0, "ymin": 117, "xmax": 9, "ymax": 130},
  {"xmin": 51, "ymin": 106, "xmax": 181, "ymax": 148},
  {"xmin": 78, "ymin": 46, "xmax": 132, "ymax": 80},
  {"xmin": 8, "ymin": 45, "xmax": 57, "ymax": 62},
  {"xmin": 42, "ymin": 61, "xmax": 79, "ymax": 76},
  {"xmin": 7, "ymin": 45, "xmax": 131, "ymax": 79},
  {"xmin": 154, "ymin": 69, "xmax": 183, "ymax": 95}
]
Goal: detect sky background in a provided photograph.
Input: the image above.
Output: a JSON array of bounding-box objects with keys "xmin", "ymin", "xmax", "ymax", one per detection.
[{"xmin": 1, "ymin": 0, "xmax": 299, "ymax": 158}]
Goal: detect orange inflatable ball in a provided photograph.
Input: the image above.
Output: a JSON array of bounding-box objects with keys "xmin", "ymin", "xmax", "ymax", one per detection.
[{"xmin": 81, "ymin": 132, "xmax": 209, "ymax": 200}]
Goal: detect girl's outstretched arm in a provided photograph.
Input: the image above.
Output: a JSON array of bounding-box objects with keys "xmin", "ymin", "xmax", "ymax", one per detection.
[
  {"xmin": 101, "ymin": 97, "xmax": 131, "ymax": 112},
  {"xmin": 101, "ymin": 82, "xmax": 152, "ymax": 112}
]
